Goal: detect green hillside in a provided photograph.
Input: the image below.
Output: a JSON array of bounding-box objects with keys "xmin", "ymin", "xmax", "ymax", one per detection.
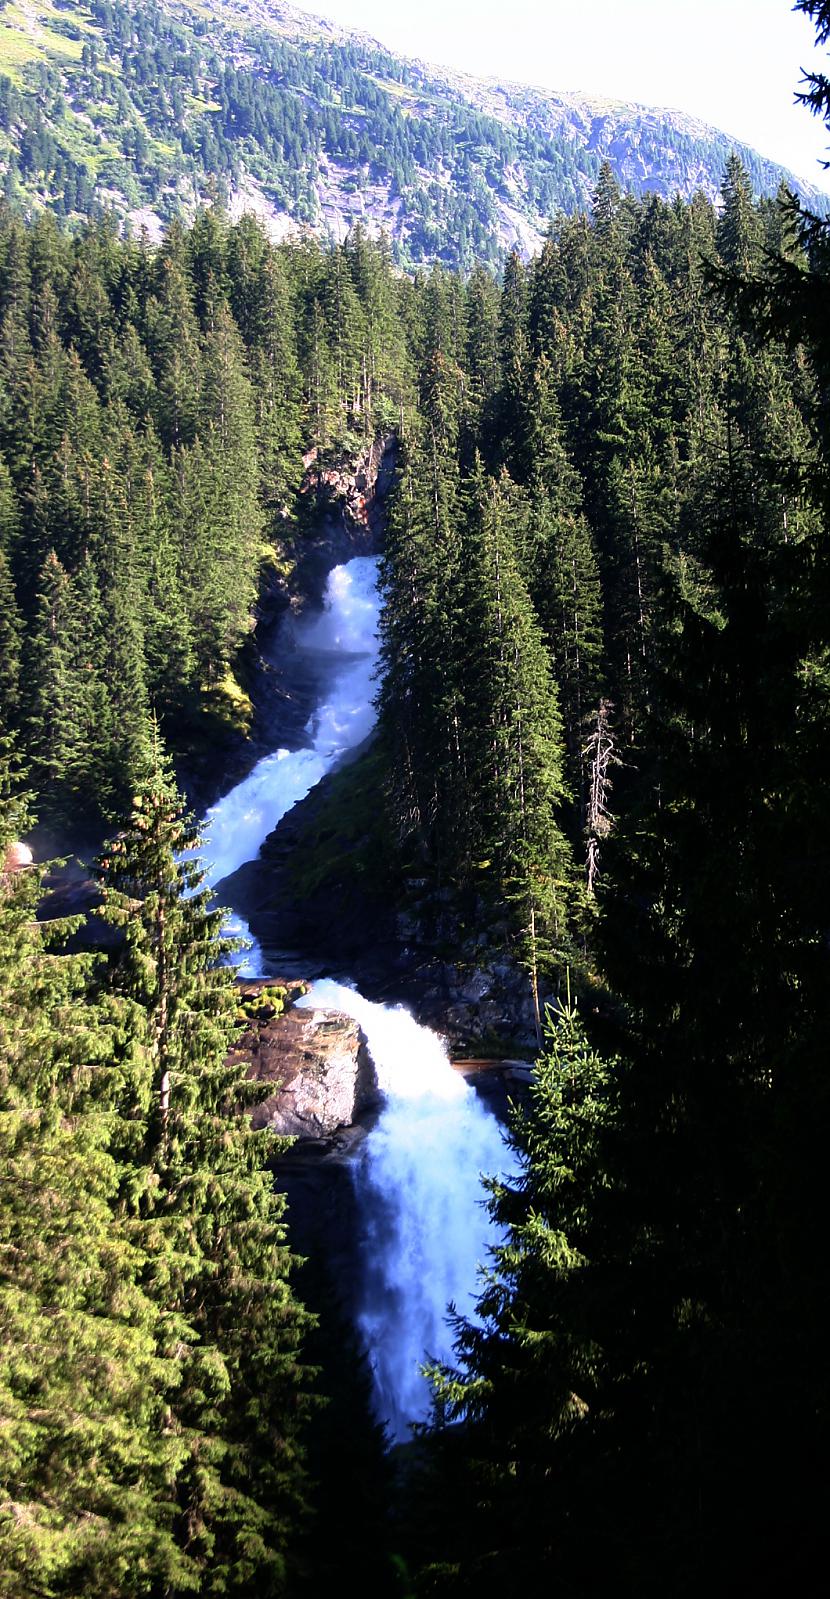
[{"xmin": 0, "ymin": 0, "xmax": 826, "ymax": 266}]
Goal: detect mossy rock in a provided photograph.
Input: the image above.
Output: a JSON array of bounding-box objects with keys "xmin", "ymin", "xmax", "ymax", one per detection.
[
  {"xmin": 287, "ymin": 745, "xmax": 398, "ymax": 901},
  {"xmin": 235, "ymin": 981, "xmax": 309, "ymax": 1027},
  {"xmin": 201, "ymin": 669, "xmax": 254, "ymax": 737},
  {"xmin": 238, "ymin": 984, "xmax": 289, "ymax": 1023}
]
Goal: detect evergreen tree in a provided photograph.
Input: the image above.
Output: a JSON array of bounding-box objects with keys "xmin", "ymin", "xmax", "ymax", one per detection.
[
  {"xmin": 717, "ymin": 152, "xmax": 763, "ymax": 274},
  {"xmin": 460, "ymin": 465, "xmax": 577, "ymax": 1032},
  {"xmin": 419, "ymin": 266, "xmax": 467, "ymax": 458},
  {"xmin": 462, "ymin": 264, "xmax": 501, "ymax": 463},
  {"xmin": 0, "ymin": 548, "xmax": 21, "ymax": 718},
  {"xmin": 376, "ymin": 428, "xmax": 465, "ymax": 875},
  {"xmin": 0, "ymin": 743, "xmax": 185, "ymax": 1598},
  {"xmin": 96, "ymin": 739, "xmax": 313, "ymax": 1594},
  {"xmin": 148, "ymin": 235, "xmax": 203, "ymax": 451},
  {"xmin": 301, "ymin": 293, "xmax": 338, "ymax": 451},
  {"xmin": 0, "ymin": 219, "xmax": 37, "ymax": 482},
  {"xmin": 345, "ymin": 225, "xmax": 409, "ymax": 431},
  {"xmin": 65, "ymin": 550, "xmax": 116, "ymax": 813},
  {"xmin": 496, "ymin": 250, "xmax": 530, "ymax": 478},
  {"xmin": 523, "ymin": 357, "xmax": 604, "ymax": 791},
  {"xmin": 24, "ymin": 552, "xmax": 87, "ymax": 828},
  {"xmin": 0, "ymin": 458, "xmax": 20, "ymax": 557},
  {"xmin": 425, "ymin": 993, "xmax": 614, "ymax": 1597},
  {"xmin": 115, "ymin": 418, "xmax": 194, "ymax": 716},
  {"xmin": 228, "ymin": 222, "xmax": 304, "ymax": 509},
  {"xmin": 591, "ymin": 160, "xmax": 623, "ymax": 246},
  {"xmin": 320, "ymin": 244, "xmax": 366, "ymax": 437},
  {"xmin": 90, "ymin": 446, "xmax": 153, "ymax": 807}
]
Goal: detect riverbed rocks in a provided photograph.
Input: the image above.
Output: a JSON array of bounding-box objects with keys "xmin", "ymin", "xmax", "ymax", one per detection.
[{"xmin": 230, "ymin": 980, "xmax": 379, "ymax": 1139}]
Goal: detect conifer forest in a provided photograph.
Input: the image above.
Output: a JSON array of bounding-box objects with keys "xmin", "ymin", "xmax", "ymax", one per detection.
[{"xmin": 1, "ymin": 1, "xmax": 830, "ymax": 1595}]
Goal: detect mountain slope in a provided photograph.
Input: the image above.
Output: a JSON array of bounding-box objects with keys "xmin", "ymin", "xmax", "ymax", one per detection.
[{"xmin": 0, "ymin": 0, "xmax": 826, "ymax": 264}]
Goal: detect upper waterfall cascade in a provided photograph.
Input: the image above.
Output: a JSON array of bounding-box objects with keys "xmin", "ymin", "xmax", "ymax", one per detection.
[{"xmin": 198, "ymin": 556, "xmax": 381, "ymax": 971}]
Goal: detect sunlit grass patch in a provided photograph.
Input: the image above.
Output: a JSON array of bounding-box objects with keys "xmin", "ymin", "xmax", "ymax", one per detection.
[
  {"xmin": 202, "ymin": 669, "xmax": 254, "ymax": 736},
  {"xmin": 0, "ymin": 1, "xmax": 98, "ymax": 79},
  {"xmin": 186, "ymin": 93, "xmax": 222, "ymax": 114}
]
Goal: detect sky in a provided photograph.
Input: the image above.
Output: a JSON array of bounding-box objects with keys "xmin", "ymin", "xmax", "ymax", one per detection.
[{"xmin": 304, "ymin": 0, "xmax": 830, "ymax": 191}]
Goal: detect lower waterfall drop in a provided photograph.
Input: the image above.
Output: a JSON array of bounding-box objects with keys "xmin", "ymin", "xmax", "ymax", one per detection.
[{"xmin": 297, "ymin": 979, "xmax": 518, "ymax": 1442}]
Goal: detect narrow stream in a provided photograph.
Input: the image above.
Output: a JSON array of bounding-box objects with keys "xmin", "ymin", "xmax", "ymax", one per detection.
[{"xmin": 199, "ymin": 555, "xmax": 514, "ymax": 1441}]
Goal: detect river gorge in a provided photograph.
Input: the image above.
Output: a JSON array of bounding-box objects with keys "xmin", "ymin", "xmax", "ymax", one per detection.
[{"xmin": 197, "ymin": 555, "xmax": 516, "ymax": 1441}]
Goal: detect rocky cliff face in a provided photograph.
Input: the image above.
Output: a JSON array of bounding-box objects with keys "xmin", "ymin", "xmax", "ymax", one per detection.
[
  {"xmin": 223, "ymin": 784, "xmax": 545, "ymax": 1057},
  {"xmin": 394, "ymin": 947, "xmax": 541, "ymax": 1055},
  {"xmin": 301, "ymin": 434, "xmax": 397, "ymax": 543},
  {"xmin": 289, "ymin": 431, "xmax": 396, "ymax": 597}
]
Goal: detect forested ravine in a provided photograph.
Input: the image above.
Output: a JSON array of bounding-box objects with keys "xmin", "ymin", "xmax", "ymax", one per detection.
[
  {"xmin": 199, "ymin": 553, "xmax": 513, "ymax": 1441},
  {"xmin": 5, "ymin": 75, "xmax": 830, "ymax": 1585}
]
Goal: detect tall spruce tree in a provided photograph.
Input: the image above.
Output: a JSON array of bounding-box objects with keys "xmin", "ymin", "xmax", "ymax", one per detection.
[
  {"xmin": 96, "ymin": 737, "xmax": 313, "ymax": 1595},
  {"xmin": 376, "ymin": 427, "xmax": 466, "ymax": 876},
  {"xmin": 0, "ymin": 743, "xmax": 186, "ymax": 1598},
  {"xmin": 496, "ymin": 250, "xmax": 530, "ymax": 479},
  {"xmin": 0, "ymin": 548, "xmax": 21, "ymax": 718},
  {"xmin": 25, "ymin": 552, "xmax": 86, "ymax": 828},
  {"xmin": 460, "ymin": 465, "xmax": 578, "ymax": 1032},
  {"xmin": 228, "ymin": 222, "xmax": 304, "ymax": 509},
  {"xmin": 522, "ymin": 356, "xmax": 604, "ymax": 799},
  {"xmin": 423, "ymin": 993, "xmax": 614, "ymax": 1597}
]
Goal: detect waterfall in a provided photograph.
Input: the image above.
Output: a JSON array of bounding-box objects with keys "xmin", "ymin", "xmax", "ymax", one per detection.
[
  {"xmin": 297, "ymin": 980, "xmax": 518, "ymax": 1442},
  {"xmin": 197, "ymin": 553, "xmax": 516, "ymax": 1443},
  {"xmin": 197, "ymin": 556, "xmax": 381, "ymax": 971}
]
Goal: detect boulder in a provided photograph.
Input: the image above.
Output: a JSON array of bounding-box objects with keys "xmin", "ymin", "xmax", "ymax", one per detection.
[
  {"xmin": 229, "ymin": 986, "xmax": 378, "ymax": 1139},
  {"xmin": 3, "ymin": 841, "xmax": 33, "ymax": 873}
]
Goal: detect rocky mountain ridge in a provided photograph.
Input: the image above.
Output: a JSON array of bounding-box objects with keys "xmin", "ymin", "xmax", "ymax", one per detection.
[{"xmin": 0, "ymin": 0, "xmax": 827, "ymax": 268}]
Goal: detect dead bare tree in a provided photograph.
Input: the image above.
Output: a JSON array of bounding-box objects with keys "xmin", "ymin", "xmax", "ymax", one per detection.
[{"xmin": 583, "ymin": 699, "xmax": 619, "ymax": 896}]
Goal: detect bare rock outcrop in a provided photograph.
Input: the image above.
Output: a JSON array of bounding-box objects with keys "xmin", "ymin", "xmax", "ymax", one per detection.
[
  {"xmin": 300, "ymin": 432, "xmax": 397, "ymax": 544},
  {"xmin": 230, "ymin": 982, "xmax": 378, "ymax": 1139}
]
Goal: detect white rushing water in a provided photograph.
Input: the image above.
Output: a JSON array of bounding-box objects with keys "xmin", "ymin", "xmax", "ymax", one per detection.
[
  {"xmin": 197, "ymin": 552, "xmax": 516, "ymax": 1442},
  {"xmin": 198, "ymin": 556, "xmax": 381, "ymax": 970},
  {"xmin": 298, "ymin": 980, "xmax": 518, "ymax": 1442}
]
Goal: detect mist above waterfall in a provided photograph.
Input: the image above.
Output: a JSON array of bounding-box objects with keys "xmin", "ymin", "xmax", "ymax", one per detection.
[{"xmin": 298, "ymin": 980, "xmax": 518, "ymax": 1443}]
